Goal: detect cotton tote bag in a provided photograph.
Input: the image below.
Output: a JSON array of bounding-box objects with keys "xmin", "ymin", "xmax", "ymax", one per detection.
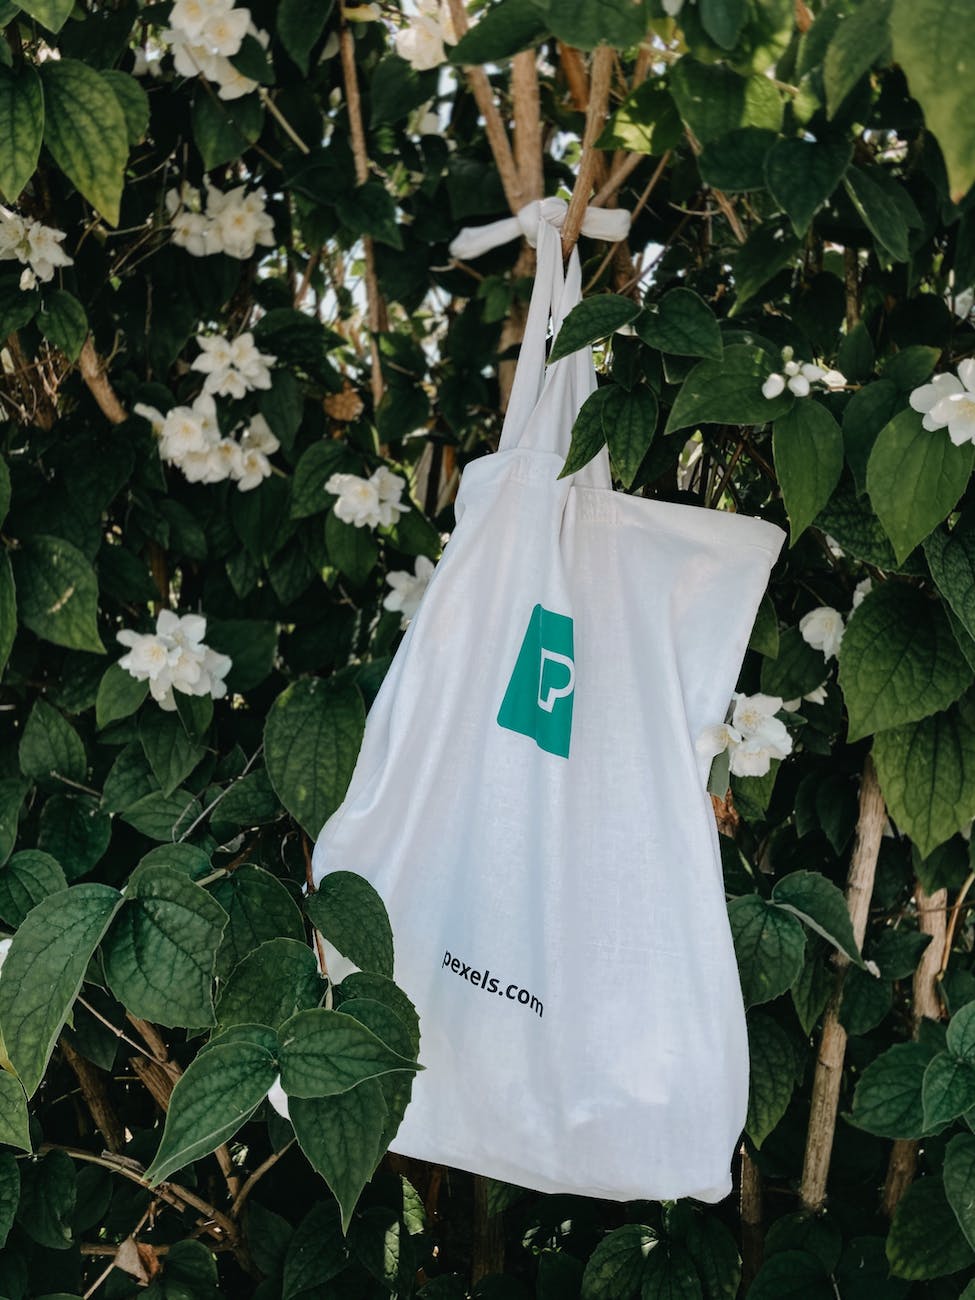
[{"xmin": 312, "ymin": 208, "xmax": 786, "ymax": 1203}]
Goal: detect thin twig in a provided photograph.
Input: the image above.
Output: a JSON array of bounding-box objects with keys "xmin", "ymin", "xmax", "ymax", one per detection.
[
  {"xmin": 79, "ymin": 337, "xmax": 128, "ymax": 424},
  {"xmin": 230, "ymin": 1140, "xmax": 296, "ymax": 1217},
  {"xmin": 76, "ymin": 998, "xmax": 156, "ymax": 1062},
  {"xmin": 561, "ymin": 46, "xmax": 614, "ymax": 258},
  {"xmin": 259, "ymin": 87, "xmax": 310, "ymax": 155},
  {"xmin": 584, "ymin": 150, "xmax": 671, "ymax": 293}
]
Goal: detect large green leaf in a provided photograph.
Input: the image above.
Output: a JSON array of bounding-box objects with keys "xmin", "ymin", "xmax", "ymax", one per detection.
[
  {"xmin": 669, "ymin": 1209, "xmax": 740, "ymax": 1300},
  {"xmin": 277, "ymin": 0, "xmax": 334, "ymax": 73},
  {"xmin": 764, "ymin": 135, "xmax": 852, "ymax": 236},
  {"xmin": 745, "ymin": 1013, "xmax": 796, "ymax": 1147},
  {"xmin": 824, "ymin": 0, "xmax": 893, "ymax": 118},
  {"xmin": 325, "ymin": 511, "xmax": 379, "ymax": 586},
  {"xmin": 635, "ymin": 288, "xmax": 722, "ymax": 360},
  {"xmin": 0, "ymin": 1072, "xmax": 29, "ymax": 1153},
  {"xmin": 210, "ymin": 865, "xmax": 304, "ymax": 978},
  {"xmin": 581, "ymin": 1224, "xmax": 657, "ymax": 1300},
  {"xmin": 926, "ymin": 522, "xmax": 975, "ymax": 645},
  {"xmin": 873, "ymin": 696, "xmax": 975, "ymax": 855},
  {"xmin": 277, "ymin": 1008, "xmax": 417, "ymax": 1098},
  {"xmin": 138, "ymin": 708, "xmax": 206, "ymax": 798},
  {"xmin": 669, "ymin": 57, "xmax": 782, "ymax": 143},
  {"xmin": 947, "ymin": 1001, "xmax": 975, "ymax": 1061},
  {"xmin": 12, "ymin": 534, "xmax": 105, "ymax": 653},
  {"xmin": 603, "ymin": 385, "xmax": 658, "ymax": 490},
  {"xmin": 770, "ymin": 870, "xmax": 863, "ymax": 966},
  {"xmin": 0, "ymin": 65, "xmax": 43, "ymax": 202},
  {"xmin": 102, "ymin": 865, "xmax": 227, "ymax": 1028},
  {"xmin": 945, "ymin": 1132, "xmax": 975, "ymax": 1252},
  {"xmin": 0, "ymin": 553, "xmax": 14, "ymax": 680},
  {"xmin": 341, "ymin": 997, "xmax": 417, "ymax": 1150},
  {"xmin": 760, "ymin": 627, "xmax": 826, "ymax": 699},
  {"xmin": 0, "ymin": 1152, "xmax": 20, "ymax": 1247},
  {"xmin": 544, "ymin": 0, "xmax": 649, "ymax": 50},
  {"xmin": 728, "ymin": 896, "xmax": 806, "ymax": 1007},
  {"xmin": 922, "ymin": 1052, "xmax": 975, "ymax": 1131},
  {"xmin": 16, "ymin": 0, "xmax": 73, "ymax": 30},
  {"xmin": 16, "ymin": 1148, "xmax": 75, "ymax": 1250},
  {"xmin": 0, "ymin": 883, "xmax": 121, "ymax": 1097},
  {"xmin": 866, "ymin": 409, "xmax": 973, "ymax": 564},
  {"xmin": 559, "ymin": 387, "xmax": 610, "ymax": 480},
  {"xmin": 37, "ymin": 290, "xmax": 88, "ymax": 363},
  {"xmin": 290, "ymin": 1081, "xmax": 388, "ymax": 1232},
  {"xmin": 887, "ymin": 1176, "xmax": 975, "ymax": 1279},
  {"xmin": 40, "ymin": 60, "xmax": 129, "ymax": 226},
  {"xmin": 305, "ymin": 871, "xmax": 393, "ymax": 978},
  {"xmin": 95, "ymin": 662, "xmax": 148, "ymax": 729},
  {"xmin": 449, "ymin": 0, "xmax": 549, "ymax": 63},
  {"xmin": 772, "ymin": 400, "xmax": 844, "ymax": 544},
  {"xmin": 844, "ymin": 167, "xmax": 910, "ymax": 263},
  {"xmin": 549, "ymin": 295, "xmax": 641, "ymax": 364},
  {"xmin": 282, "ymin": 1202, "xmax": 348, "ymax": 1299},
  {"xmin": 145, "ymin": 1040, "xmax": 279, "ymax": 1186},
  {"xmin": 849, "ymin": 1041, "xmax": 933, "ymax": 1139},
  {"xmin": 0, "ymin": 850, "xmax": 66, "ymax": 928},
  {"xmin": 747, "ymin": 1251, "xmax": 832, "ymax": 1300},
  {"xmin": 642, "ymin": 1241, "xmax": 703, "ymax": 1300},
  {"xmin": 264, "ymin": 678, "xmax": 365, "ymax": 838},
  {"xmin": 891, "ymin": 0, "xmax": 975, "ymax": 201},
  {"xmin": 217, "ymin": 937, "xmax": 323, "ymax": 1031},
  {"xmin": 191, "ymin": 90, "xmax": 265, "ymax": 172},
  {"xmin": 18, "ymin": 698, "xmax": 87, "ymax": 787},
  {"xmin": 730, "ymin": 222, "xmax": 801, "ymax": 312},
  {"xmin": 665, "ymin": 346, "xmax": 792, "ymax": 433},
  {"xmin": 839, "ymin": 583, "xmax": 973, "ymax": 741}
]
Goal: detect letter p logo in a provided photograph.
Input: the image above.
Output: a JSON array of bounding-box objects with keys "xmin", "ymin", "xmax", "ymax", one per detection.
[{"xmin": 497, "ymin": 605, "xmax": 575, "ymax": 758}]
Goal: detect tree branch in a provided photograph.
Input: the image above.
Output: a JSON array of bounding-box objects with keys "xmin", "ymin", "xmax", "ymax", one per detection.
[
  {"xmin": 561, "ymin": 46, "xmax": 614, "ymax": 259},
  {"xmin": 79, "ymin": 336, "xmax": 128, "ymax": 424}
]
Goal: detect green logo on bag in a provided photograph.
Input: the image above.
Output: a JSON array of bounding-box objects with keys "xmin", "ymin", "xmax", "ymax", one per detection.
[{"xmin": 497, "ymin": 604, "xmax": 575, "ymax": 759}]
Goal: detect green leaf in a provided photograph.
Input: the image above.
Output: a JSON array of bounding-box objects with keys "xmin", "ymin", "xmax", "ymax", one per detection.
[
  {"xmin": 120, "ymin": 788, "xmax": 201, "ymax": 842},
  {"xmin": 306, "ymin": 871, "xmax": 393, "ymax": 978},
  {"xmin": 340, "ymin": 971, "xmax": 420, "ymax": 1057},
  {"xmin": 559, "ymin": 387, "xmax": 610, "ymax": 479},
  {"xmin": 217, "ymin": 937, "xmax": 322, "ymax": 1031},
  {"xmin": 891, "ymin": 0, "xmax": 975, "ymax": 201},
  {"xmin": 881, "ymin": 345, "xmax": 940, "ymax": 392},
  {"xmin": 100, "ymin": 69, "xmax": 149, "ymax": 146},
  {"xmin": 0, "ymin": 65, "xmax": 43, "ymax": 202},
  {"xmin": 0, "ymin": 1072, "xmax": 29, "ymax": 1152},
  {"xmin": 95, "ymin": 662, "xmax": 148, "ymax": 729},
  {"xmin": 844, "ymin": 167, "xmax": 910, "ymax": 263},
  {"xmin": 544, "ymin": 0, "xmax": 649, "ymax": 50},
  {"xmin": 824, "ymin": 0, "xmax": 892, "ymax": 118},
  {"xmin": 866, "ymin": 409, "xmax": 973, "ymax": 564},
  {"xmin": 264, "ymin": 677, "xmax": 365, "ymax": 838},
  {"xmin": 698, "ymin": 127, "xmax": 777, "ymax": 192},
  {"xmin": 16, "ymin": 0, "xmax": 72, "ymax": 30},
  {"xmin": 277, "ymin": 0, "xmax": 333, "ymax": 72},
  {"xmin": 635, "ymin": 288, "xmax": 722, "ymax": 360},
  {"xmin": 18, "ymin": 699, "xmax": 86, "ymax": 787},
  {"xmin": 16, "ymin": 1149, "xmax": 75, "ymax": 1251},
  {"xmin": 597, "ymin": 82, "xmax": 682, "ymax": 155},
  {"xmin": 0, "ymin": 1151, "xmax": 20, "ymax": 1247},
  {"xmin": 449, "ymin": 0, "xmax": 549, "ymax": 63},
  {"xmin": 887, "ymin": 1176, "xmax": 975, "ymax": 1279},
  {"xmin": 278, "ymin": 1008, "xmax": 417, "ymax": 1098},
  {"xmin": 138, "ymin": 709, "xmax": 206, "ymax": 798},
  {"xmin": 850, "ymin": 1041, "xmax": 934, "ymax": 1138},
  {"xmin": 748, "ymin": 1251, "xmax": 832, "ymax": 1300},
  {"xmin": 926, "ymin": 522, "xmax": 975, "ymax": 645},
  {"xmin": 771, "ymin": 870, "xmax": 863, "ymax": 966},
  {"xmin": 191, "ymin": 90, "xmax": 264, "ymax": 171},
  {"xmin": 728, "ymin": 895, "xmax": 807, "ymax": 1007},
  {"xmin": 337, "ymin": 182, "xmax": 402, "ymax": 249},
  {"xmin": 341, "ymin": 997, "xmax": 417, "ymax": 1149},
  {"xmin": 730, "ymin": 223, "xmax": 801, "ymax": 313},
  {"xmin": 746, "ymin": 1012, "xmax": 796, "ymax": 1147},
  {"xmin": 772, "ymin": 400, "xmax": 844, "ymax": 543},
  {"xmin": 947, "ymin": 1001, "xmax": 975, "ymax": 1061},
  {"xmin": 292, "ymin": 440, "xmax": 350, "ymax": 518},
  {"xmin": 665, "ymin": 345, "xmax": 792, "ymax": 433},
  {"xmin": 549, "ymin": 295, "xmax": 641, "ymax": 364},
  {"xmin": 210, "ymin": 865, "xmax": 304, "ymax": 978},
  {"xmin": 39, "ymin": 792, "xmax": 110, "ymax": 879},
  {"xmin": 838, "ymin": 583, "xmax": 973, "ymax": 741},
  {"xmin": 145, "ymin": 1040, "xmax": 279, "ymax": 1186},
  {"xmin": 764, "ymin": 135, "xmax": 852, "ymax": 237},
  {"xmin": 873, "ymin": 697, "xmax": 975, "ymax": 856},
  {"xmin": 699, "ymin": 0, "xmax": 746, "ymax": 49},
  {"xmin": 325, "ymin": 510, "xmax": 379, "ymax": 586},
  {"xmin": 945, "ymin": 1132, "xmax": 975, "ymax": 1252},
  {"xmin": 922, "ymin": 1051, "xmax": 975, "ymax": 1130},
  {"xmin": 670, "ymin": 1209, "xmax": 740, "ymax": 1300},
  {"xmin": 842, "ymin": 380, "xmax": 899, "ymax": 493},
  {"xmin": 0, "ymin": 883, "xmax": 121, "ymax": 1097},
  {"xmin": 37, "ymin": 290, "xmax": 87, "ymax": 363},
  {"xmin": 102, "ymin": 865, "xmax": 227, "ymax": 1028},
  {"xmin": 0, "ymin": 779, "xmax": 27, "ymax": 869},
  {"xmin": 12, "ymin": 534, "xmax": 105, "ymax": 653},
  {"xmin": 0, "ymin": 553, "xmax": 14, "ymax": 680},
  {"xmin": 748, "ymin": 595, "xmax": 779, "ymax": 659},
  {"xmin": 39, "ymin": 60, "xmax": 129, "ymax": 226},
  {"xmin": 581, "ymin": 1224, "xmax": 657, "ymax": 1300},
  {"xmin": 291, "ymin": 1081, "xmax": 387, "ymax": 1232},
  {"xmin": 603, "ymin": 385, "xmax": 658, "ymax": 489},
  {"xmin": 282, "ymin": 1201, "xmax": 348, "ymax": 1299},
  {"xmin": 669, "ymin": 58, "xmax": 782, "ymax": 143},
  {"xmin": 0, "ymin": 850, "xmax": 66, "ymax": 928}
]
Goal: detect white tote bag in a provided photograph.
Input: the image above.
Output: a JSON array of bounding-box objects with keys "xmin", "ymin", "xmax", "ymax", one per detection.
[{"xmin": 312, "ymin": 208, "xmax": 786, "ymax": 1204}]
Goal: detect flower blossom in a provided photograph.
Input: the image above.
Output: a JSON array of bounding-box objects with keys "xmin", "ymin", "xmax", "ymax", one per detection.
[
  {"xmin": 163, "ymin": 0, "xmax": 270, "ymax": 100},
  {"xmin": 166, "ymin": 180, "xmax": 275, "ymax": 260},
  {"xmin": 191, "ymin": 331, "xmax": 275, "ymax": 398},
  {"xmin": 697, "ymin": 692, "xmax": 794, "ymax": 779},
  {"xmin": 134, "ymin": 394, "xmax": 279, "ymax": 492},
  {"xmin": 326, "ymin": 466, "xmax": 409, "ymax": 529},
  {"xmin": 799, "ymin": 605, "xmax": 845, "ymax": 660},
  {"xmin": 394, "ymin": 0, "xmax": 458, "ymax": 71},
  {"xmin": 909, "ymin": 360, "xmax": 975, "ymax": 445},
  {"xmin": 117, "ymin": 609, "xmax": 232, "ymax": 711},
  {"xmin": 762, "ymin": 346, "xmax": 846, "ymax": 401},
  {"xmin": 0, "ymin": 209, "xmax": 73, "ymax": 291},
  {"xmin": 383, "ymin": 555, "xmax": 435, "ymax": 628}
]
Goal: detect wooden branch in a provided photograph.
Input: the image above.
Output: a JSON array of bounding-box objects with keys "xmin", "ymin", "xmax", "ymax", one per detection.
[
  {"xmin": 511, "ymin": 50, "xmax": 543, "ymax": 203},
  {"xmin": 739, "ymin": 1142, "xmax": 764, "ymax": 1289},
  {"xmin": 79, "ymin": 336, "xmax": 127, "ymax": 424},
  {"xmin": 61, "ymin": 1039, "xmax": 125, "ymax": 1154},
  {"xmin": 339, "ymin": 21, "xmax": 387, "ymax": 423},
  {"xmin": 561, "ymin": 46, "xmax": 614, "ymax": 258},
  {"xmin": 798, "ymin": 757, "xmax": 886, "ymax": 1212},
  {"xmin": 230, "ymin": 1139, "xmax": 295, "ymax": 1217}
]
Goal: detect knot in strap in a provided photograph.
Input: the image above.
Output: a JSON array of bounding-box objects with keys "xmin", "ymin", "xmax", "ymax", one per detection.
[{"xmin": 448, "ymin": 198, "xmax": 631, "ymax": 261}]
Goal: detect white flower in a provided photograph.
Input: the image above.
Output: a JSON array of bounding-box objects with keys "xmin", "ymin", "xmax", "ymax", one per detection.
[
  {"xmin": 235, "ymin": 446, "xmax": 273, "ymax": 491},
  {"xmin": 914, "ymin": 360, "xmax": 975, "ymax": 446},
  {"xmin": 763, "ymin": 346, "xmax": 845, "ymax": 402},
  {"xmin": 800, "ymin": 605, "xmax": 845, "ymax": 660},
  {"xmin": 191, "ymin": 331, "xmax": 275, "ymax": 397},
  {"xmin": 909, "ymin": 370, "xmax": 968, "ymax": 431},
  {"xmin": 695, "ymin": 722, "xmax": 742, "ymax": 764},
  {"xmin": 19, "ymin": 267, "xmax": 36, "ymax": 292},
  {"xmin": 730, "ymin": 692, "xmax": 791, "ymax": 749},
  {"xmin": 159, "ymin": 403, "xmax": 212, "ymax": 463},
  {"xmin": 167, "ymin": 181, "xmax": 273, "ymax": 260},
  {"xmin": 394, "ymin": 0, "xmax": 457, "ymax": 71},
  {"xmin": 116, "ymin": 629, "xmax": 177, "ymax": 680},
  {"xmin": 762, "ymin": 372, "xmax": 785, "ymax": 400},
  {"xmin": 241, "ymin": 413, "xmax": 279, "ymax": 455},
  {"xmin": 198, "ymin": 6, "xmax": 249, "ymax": 56},
  {"xmin": 117, "ymin": 609, "xmax": 232, "ymax": 711},
  {"xmin": 852, "ymin": 577, "xmax": 872, "ymax": 609},
  {"xmin": 133, "ymin": 402, "xmax": 166, "ymax": 435},
  {"xmin": 371, "ymin": 465, "xmax": 409, "ymax": 527},
  {"xmin": 697, "ymin": 692, "xmax": 793, "ymax": 780},
  {"xmin": 383, "ymin": 555, "xmax": 435, "ymax": 628},
  {"xmin": 326, "ymin": 466, "xmax": 409, "ymax": 529},
  {"xmin": 782, "ymin": 681, "xmax": 828, "ymax": 710},
  {"xmin": 0, "ymin": 209, "xmax": 73, "ymax": 286}
]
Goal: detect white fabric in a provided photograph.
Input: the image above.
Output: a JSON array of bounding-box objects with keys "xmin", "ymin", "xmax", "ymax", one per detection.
[
  {"xmin": 448, "ymin": 196, "xmax": 631, "ymax": 261},
  {"xmin": 312, "ymin": 213, "xmax": 786, "ymax": 1203}
]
